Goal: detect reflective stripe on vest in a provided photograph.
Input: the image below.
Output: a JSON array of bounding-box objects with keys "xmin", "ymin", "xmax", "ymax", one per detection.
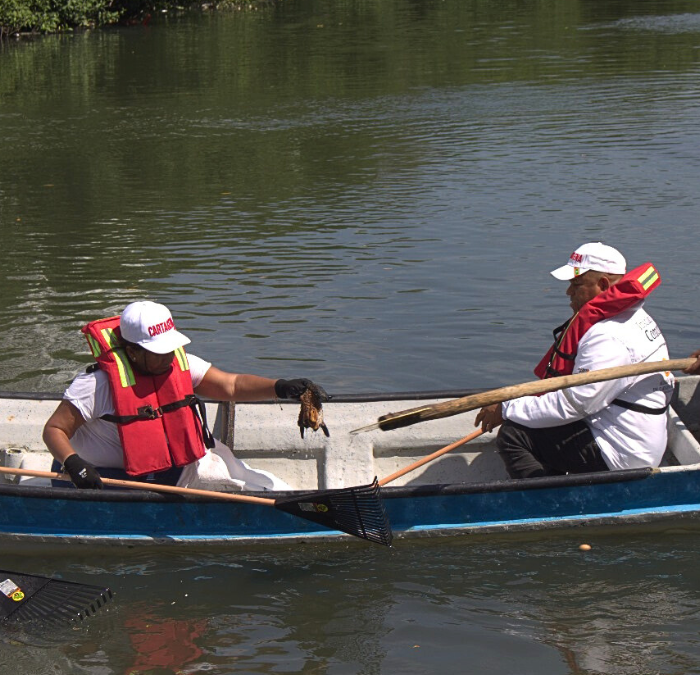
[
  {"xmin": 174, "ymin": 346, "xmax": 189, "ymax": 373},
  {"xmin": 100, "ymin": 328, "xmax": 137, "ymax": 388},
  {"xmin": 638, "ymin": 264, "xmax": 659, "ymax": 291}
]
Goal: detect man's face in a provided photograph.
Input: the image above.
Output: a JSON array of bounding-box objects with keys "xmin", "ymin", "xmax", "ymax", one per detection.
[
  {"xmin": 125, "ymin": 345, "xmax": 174, "ymax": 376},
  {"xmin": 566, "ymin": 271, "xmax": 605, "ymax": 313}
]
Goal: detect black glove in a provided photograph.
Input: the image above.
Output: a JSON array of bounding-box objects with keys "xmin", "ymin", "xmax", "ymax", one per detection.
[
  {"xmin": 63, "ymin": 454, "xmax": 103, "ymax": 490},
  {"xmin": 274, "ymin": 378, "xmax": 329, "ymax": 401}
]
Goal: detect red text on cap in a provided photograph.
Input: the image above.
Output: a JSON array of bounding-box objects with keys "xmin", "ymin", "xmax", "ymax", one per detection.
[{"xmin": 148, "ymin": 318, "xmax": 174, "ymax": 337}]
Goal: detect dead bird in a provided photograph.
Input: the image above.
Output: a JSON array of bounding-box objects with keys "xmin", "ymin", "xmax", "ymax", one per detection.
[{"xmin": 298, "ymin": 384, "xmax": 330, "ymax": 439}]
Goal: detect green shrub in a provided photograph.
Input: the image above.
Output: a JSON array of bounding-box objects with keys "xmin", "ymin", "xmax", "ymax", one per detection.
[
  {"xmin": 60, "ymin": 0, "xmax": 122, "ymax": 28},
  {"xmin": 0, "ymin": 0, "xmax": 153, "ymax": 35},
  {"xmin": 1, "ymin": 0, "xmax": 255, "ymax": 36},
  {"xmin": 0, "ymin": 0, "xmax": 36, "ymax": 35}
]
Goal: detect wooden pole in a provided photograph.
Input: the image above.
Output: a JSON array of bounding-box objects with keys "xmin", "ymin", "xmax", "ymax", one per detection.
[{"xmin": 352, "ymin": 358, "xmax": 694, "ymax": 434}]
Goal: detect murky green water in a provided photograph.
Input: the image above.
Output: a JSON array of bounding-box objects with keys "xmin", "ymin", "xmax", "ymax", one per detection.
[
  {"xmin": 3, "ymin": 533, "xmax": 700, "ymax": 674},
  {"xmin": 2, "ymin": 0, "xmax": 700, "ymax": 672},
  {"xmin": 2, "ymin": 0, "xmax": 700, "ymax": 394}
]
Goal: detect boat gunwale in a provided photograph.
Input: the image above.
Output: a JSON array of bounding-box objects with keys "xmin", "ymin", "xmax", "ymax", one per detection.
[
  {"xmin": 0, "ymin": 389, "xmax": 480, "ymax": 404},
  {"xmin": 0, "ymin": 466, "xmax": 667, "ymax": 504}
]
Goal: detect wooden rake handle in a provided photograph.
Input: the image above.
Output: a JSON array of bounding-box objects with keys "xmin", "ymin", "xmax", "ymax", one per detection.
[
  {"xmin": 0, "ymin": 466, "xmax": 276, "ymax": 505},
  {"xmin": 378, "ymin": 428, "xmax": 484, "ymax": 487},
  {"xmin": 0, "ymin": 466, "xmax": 393, "ymax": 545}
]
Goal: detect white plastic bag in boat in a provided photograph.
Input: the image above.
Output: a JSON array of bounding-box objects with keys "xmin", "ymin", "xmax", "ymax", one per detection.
[{"xmin": 177, "ymin": 440, "xmax": 292, "ymax": 492}]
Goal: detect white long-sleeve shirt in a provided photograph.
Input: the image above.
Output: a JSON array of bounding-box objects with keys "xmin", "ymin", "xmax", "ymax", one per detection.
[{"xmin": 502, "ymin": 303, "xmax": 674, "ymax": 470}]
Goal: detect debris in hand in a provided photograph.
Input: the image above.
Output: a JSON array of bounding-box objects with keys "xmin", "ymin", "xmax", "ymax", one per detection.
[{"xmin": 298, "ymin": 385, "xmax": 330, "ymax": 439}]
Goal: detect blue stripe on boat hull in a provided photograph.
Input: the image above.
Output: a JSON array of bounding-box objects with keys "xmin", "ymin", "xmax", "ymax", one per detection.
[{"xmin": 0, "ymin": 468, "xmax": 699, "ymax": 546}]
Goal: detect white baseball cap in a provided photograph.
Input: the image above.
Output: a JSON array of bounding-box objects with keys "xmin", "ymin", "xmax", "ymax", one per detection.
[
  {"xmin": 550, "ymin": 242, "xmax": 627, "ymax": 281},
  {"xmin": 120, "ymin": 301, "xmax": 191, "ymax": 354}
]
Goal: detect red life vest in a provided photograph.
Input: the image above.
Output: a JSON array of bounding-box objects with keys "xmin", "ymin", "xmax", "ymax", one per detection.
[
  {"xmin": 534, "ymin": 263, "xmax": 661, "ymax": 380},
  {"xmin": 82, "ymin": 316, "xmax": 207, "ymax": 476}
]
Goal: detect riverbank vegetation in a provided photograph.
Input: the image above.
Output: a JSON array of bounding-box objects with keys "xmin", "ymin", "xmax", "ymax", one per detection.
[{"xmin": 0, "ymin": 1, "xmax": 246, "ymax": 37}]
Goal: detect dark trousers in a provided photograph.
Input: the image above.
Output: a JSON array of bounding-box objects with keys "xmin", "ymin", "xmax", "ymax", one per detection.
[{"xmin": 496, "ymin": 420, "xmax": 610, "ymax": 479}]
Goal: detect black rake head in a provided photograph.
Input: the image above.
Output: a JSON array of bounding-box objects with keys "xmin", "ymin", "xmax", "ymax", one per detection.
[
  {"xmin": 0, "ymin": 571, "xmax": 113, "ymax": 625},
  {"xmin": 275, "ymin": 477, "xmax": 393, "ymax": 546}
]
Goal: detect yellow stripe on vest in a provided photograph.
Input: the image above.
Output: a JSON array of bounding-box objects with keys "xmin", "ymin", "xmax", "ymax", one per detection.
[
  {"xmin": 86, "ymin": 335, "xmax": 102, "ymax": 358},
  {"xmin": 101, "ymin": 328, "xmax": 136, "ymax": 388},
  {"xmin": 101, "ymin": 327, "xmax": 120, "ymax": 351},
  {"xmin": 637, "ymin": 265, "xmax": 659, "ymax": 291},
  {"xmin": 113, "ymin": 349, "xmax": 136, "ymax": 388},
  {"xmin": 174, "ymin": 347, "xmax": 189, "ymax": 372}
]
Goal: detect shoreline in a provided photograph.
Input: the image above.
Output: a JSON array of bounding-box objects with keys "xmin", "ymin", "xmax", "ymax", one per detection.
[{"xmin": 0, "ymin": 0, "xmax": 273, "ymax": 40}]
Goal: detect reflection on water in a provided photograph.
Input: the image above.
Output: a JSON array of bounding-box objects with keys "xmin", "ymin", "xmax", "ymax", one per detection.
[
  {"xmin": 2, "ymin": 534, "xmax": 700, "ymax": 674},
  {"xmin": 607, "ymin": 12, "xmax": 700, "ymax": 32},
  {"xmin": 1, "ymin": 0, "xmax": 700, "ymax": 393}
]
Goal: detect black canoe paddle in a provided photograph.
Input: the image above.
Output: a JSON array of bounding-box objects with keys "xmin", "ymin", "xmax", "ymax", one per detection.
[
  {"xmin": 0, "ymin": 467, "xmax": 393, "ymax": 547},
  {"xmin": 0, "ymin": 569, "xmax": 112, "ymax": 625}
]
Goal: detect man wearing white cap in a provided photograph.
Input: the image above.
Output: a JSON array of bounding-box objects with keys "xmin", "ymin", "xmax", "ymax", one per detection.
[
  {"xmin": 475, "ymin": 243, "xmax": 675, "ymax": 478},
  {"xmin": 43, "ymin": 301, "xmax": 325, "ymax": 490}
]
